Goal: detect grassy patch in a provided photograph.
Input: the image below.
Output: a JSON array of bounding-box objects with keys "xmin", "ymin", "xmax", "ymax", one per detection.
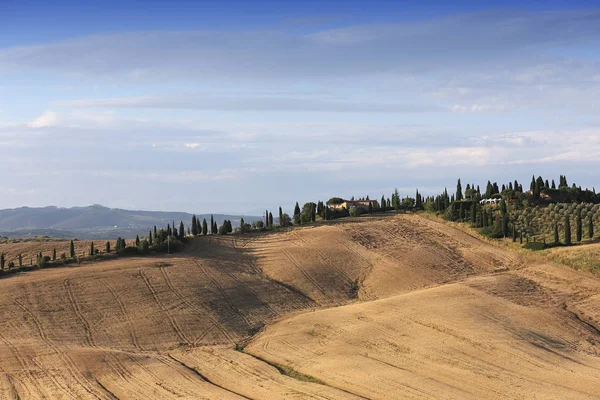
[
  {"xmin": 543, "ymin": 244, "xmax": 600, "ymax": 273},
  {"xmin": 154, "ymin": 262, "xmax": 173, "ymax": 268},
  {"xmin": 239, "ymin": 349, "xmax": 325, "ymax": 385}
]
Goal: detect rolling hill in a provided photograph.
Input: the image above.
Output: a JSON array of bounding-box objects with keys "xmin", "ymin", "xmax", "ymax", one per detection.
[
  {"xmin": 0, "ymin": 205, "xmax": 261, "ymax": 239},
  {"xmin": 0, "ymin": 214, "xmax": 598, "ymax": 398}
]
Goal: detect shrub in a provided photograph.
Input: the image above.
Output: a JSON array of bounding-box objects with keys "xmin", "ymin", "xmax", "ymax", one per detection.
[
  {"xmin": 119, "ymin": 246, "xmax": 142, "ymax": 256},
  {"xmin": 523, "ymin": 242, "xmax": 546, "ymax": 251},
  {"xmin": 349, "ymin": 206, "xmax": 362, "ymax": 217},
  {"xmin": 8, "ymin": 262, "xmax": 14, "ymax": 269},
  {"xmin": 479, "ymin": 225, "xmax": 504, "ymax": 239}
]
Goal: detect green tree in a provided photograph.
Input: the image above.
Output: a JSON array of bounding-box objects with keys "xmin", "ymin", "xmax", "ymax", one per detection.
[
  {"xmin": 456, "ymin": 179, "xmax": 463, "ymax": 201},
  {"xmin": 210, "ymin": 215, "xmax": 215, "ymax": 234},
  {"xmin": 179, "ymin": 221, "xmax": 185, "ymax": 239},
  {"xmin": 106, "ymin": 241, "xmax": 111, "ymax": 253},
  {"xmin": 293, "ymin": 202, "xmax": 301, "ymax": 225},
  {"xmin": 500, "ymin": 200, "xmax": 509, "ymax": 237},
  {"xmin": 565, "ymin": 215, "xmax": 572, "ymax": 245},
  {"xmin": 512, "ymin": 225, "xmax": 517, "ymax": 242},
  {"xmin": 202, "ymin": 219, "xmax": 208, "ymax": 235},
  {"xmin": 191, "ymin": 215, "xmax": 198, "ymax": 235},
  {"xmin": 279, "ymin": 206, "xmax": 283, "ymax": 227},
  {"xmin": 154, "ymin": 225, "xmax": 158, "ymax": 239},
  {"xmin": 136, "ymin": 235, "xmax": 140, "ymax": 247},
  {"xmin": 392, "ymin": 188, "xmax": 401, "ymax": 211},
  {"xmin": 576, "ymin": 212, "xmax": 582, "ymax": 242},
  {"xmin": 53, "ymin": 248, "xmax": 57, "ymax": 261},
  {"xmin": 301, "ymin": 202, "xmax": 316, "ymax": 224},
  {"xmin": 70, "ymin": 240, "xmax": 75, "ymax": 258},
  {"xmin": 0, "ymin": 253, "xmax": 4, "ymax": 271},
  {"xmin": 90, "ymin": 242, "xmax": 95, "ymax": 256},
  {"xmin": 589, "ymin": 215, "xmax": 594, "ymax": 239},
  {"xmin": 268, "ymin": 212, "xmax": 273, "ymax": 227},
  {"xmin": 18, "ymin": 254, "xmax": 22, "ymax": 267},
  {"xmin": 381, "ymin": 195, "xmax": 386, "ymax": 212},
  {"xmin": 554, "ymin": 223, "xmax": 559, "ymax": 244},
  {"xmin": 149, "ymin": 231, "xmax": 153, "ymax": 245}
]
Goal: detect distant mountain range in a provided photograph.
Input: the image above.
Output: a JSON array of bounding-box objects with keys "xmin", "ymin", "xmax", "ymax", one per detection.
[{"xmin": 0, "ymin": 205, "xmax": 261, "ymax": 239}]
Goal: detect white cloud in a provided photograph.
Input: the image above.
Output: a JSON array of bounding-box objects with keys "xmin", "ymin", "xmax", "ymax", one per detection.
[
  {"xmin": 28, "ymin": 111, "xmax": 59, "ymax": 128},
  {"xmin": 184, "ymin": 143, "xmax": 200, "ymax": 148},
  {"xmin": 451, "ymin": 104, "xmax": 491, "ymax": 113}
]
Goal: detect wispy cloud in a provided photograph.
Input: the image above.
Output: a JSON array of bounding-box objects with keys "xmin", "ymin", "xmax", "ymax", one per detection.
[{"xmin": 28, "ymin": 111, "xmax": 59, "ymax": 128}]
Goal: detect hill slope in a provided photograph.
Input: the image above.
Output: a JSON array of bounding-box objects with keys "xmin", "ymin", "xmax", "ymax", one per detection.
[{"xmin": 0, "ymin": 214, "xmax": 598, "ymax": 399}]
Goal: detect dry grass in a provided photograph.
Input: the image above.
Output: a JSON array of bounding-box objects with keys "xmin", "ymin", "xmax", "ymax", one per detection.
[{"xmin": 543, "ymin": 243, "xmax": 600, "ymax": 272}]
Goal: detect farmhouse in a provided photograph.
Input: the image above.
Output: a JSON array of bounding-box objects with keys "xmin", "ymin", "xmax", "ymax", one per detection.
[
  {"xmin": 330, "ymin": 200, "xmax": 378, "ymax": 211},
  {"xmin": 479, "ymin": 198, "xmax": 501, "ymax": 205}
]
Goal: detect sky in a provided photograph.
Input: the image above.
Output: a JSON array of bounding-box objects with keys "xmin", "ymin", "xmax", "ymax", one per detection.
[{"xmin": 0, "ymin": 0, "xmax": 599, "ymax": 215}]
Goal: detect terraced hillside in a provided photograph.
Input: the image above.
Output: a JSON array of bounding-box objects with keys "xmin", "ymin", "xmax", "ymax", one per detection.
[{"xmin": 0, "ymin": 214, "xmax": 598, "ymax": 399}]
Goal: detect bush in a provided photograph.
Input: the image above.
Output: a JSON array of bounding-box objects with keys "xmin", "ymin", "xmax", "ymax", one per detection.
[
  {"xmin": 153, "ymin": 237, "xmax": 183, "ymax": 253},
  {"xmin": 349, "ymin": 206, "xmax": 362, "ymax": 217},
  {"xmin": 479, "ymin": 225, "xmax": 504, "ymax": 239},
  {"xmin": 8, "ymin": 262, "xmax": 14, "ymax": 269},
  {"xmin": 523, "ymin": 242, "xmax": 546, "ymax": 251},
  {"xmin": 119, "ymin": 246, "xmax": 142, "ymax": 256}
]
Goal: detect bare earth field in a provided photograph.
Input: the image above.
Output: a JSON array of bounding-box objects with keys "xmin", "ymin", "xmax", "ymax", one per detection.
[{"xmin": 0, "ymin": 214, "xmax": 599, "ymax": 399}]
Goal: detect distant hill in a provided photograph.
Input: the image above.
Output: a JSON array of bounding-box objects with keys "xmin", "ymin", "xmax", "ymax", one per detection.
[{"xmin": 0, "ymin": 205, "xmax": 261, "ymax": 239}]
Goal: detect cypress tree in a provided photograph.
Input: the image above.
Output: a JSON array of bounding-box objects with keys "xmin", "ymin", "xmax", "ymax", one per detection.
[
  {"xmin": 265, "ymin": 209, "xmax": 269, "ymax": 228},
  {"xmin": 149, "ymin": 230, "xmax": 153, "ymax": 245},
  {"xmin": 458, "ymin": 203, "xmax": 465, "ymax": 221},
  {"xmin": 210, "ymin": 215, "xmax": 214, "ymax": 234},
  {"xmin": 213, "ymin": 221, "xmax": 218, "ymax": 234},
  {"xmin": 500, "ymin": 200, "xmax": 509, "ymax": 237},
  {"xmin": 0, "ymin": 253, "xmax": 4, "ymax": 271},
  {"xmin": 470, "ymin": 203, "xmax": 476, "ymax": 224},
  {"xmin": 381, "ymin": 195, "xmax": 386, "ymax": 212},
  {"xmin": 154, "ymin": 225, "xmax": 158, "ymax": 239},
  {"xmin": 70, "ymin": 240, "xmax": 75, "ymax": 258},
  {"xmin": 18, "ymin": 254, "xmax": 22, "ymax": 267},
  {"xmin": 191, "ymin": 215, "xmax": 198, "ymax": 236},
  {"xmin": 554, "ymin": 223, "xmax": 559, "ymax": 244},
  {"xmin": 456, "ymin": 179, "xmax": 463, "ymax": 201},
  {"xmin": 293, "ymin": 202, "xmax": 301, "ymax": 225},
  {"xmin": 520, "ymin": 232, "xmax": 523, "ymax": 244},
  {"xmin": 565, "ymin": 215, "xmax": 572, "ymax": 245},
  {"xmin": 269, "ymin": 212, "xmax": 273, "ymax": 227},
  {"xmin": 202, "ymin": 219, "xmax": 208, "ymax": 235},
  {"xmin": 179, "ymin": 221, "xmax": 185, "ymax": 239},
  {"xmin": 53, "ymin": 248, "xmax": 57, "ymax": 261},
  {"xmin": 106, "ymin": 241, "xmax": 111, "ymax": 253},
  {"xmin": 136, "ymin": 235, "xmax": 140, "ymax": 247},
  {"xmin": 279, "ymin": 206, "xmax": 283, "ymax": 226},
  {"xmin": 576, "ymin": 212, "xmax": 582, "ymax": 242},
  {"xmin": 512, "ymin": 225, "xmax": 517, "ymax": 242},
  {"xmin": 589, "ymin": 216, "xmax": 594, "ymax": 239},
  {"xmin": 90, "ymin": 241, "xmax": 95, "ymax": 256}
]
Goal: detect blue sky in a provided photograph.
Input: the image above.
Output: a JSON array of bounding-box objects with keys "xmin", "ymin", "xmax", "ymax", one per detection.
[{"xmin": 0, "ymin": 1, "xmax": 599, "ymax": 214}]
